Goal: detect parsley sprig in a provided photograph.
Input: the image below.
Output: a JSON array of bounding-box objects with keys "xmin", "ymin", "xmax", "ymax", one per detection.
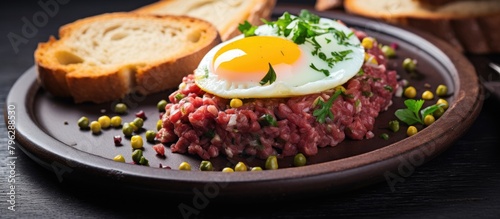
[
  {"xmin": 238, "ymin": 10, "xmax": 359, "ymax": 83},
  {"xmin": 395, "ymin": 99, "xmax": 443, "ymax": 125},
  {"xmin": 238, "ymin": 21, "xmax": 257, "ymax": 37},
  {"xmin": 259, "ymin": 63, "xmax": 277, "ymax": 85},
  {"xmin": 313, "ymin": 90, "xmax": 342, "ymax": 123}
]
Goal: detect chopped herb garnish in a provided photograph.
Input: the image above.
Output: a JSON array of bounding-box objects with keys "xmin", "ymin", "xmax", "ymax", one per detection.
[
  {"xmin": 244, "ymin": 10, "xmax": 360, "ymax": 77},
  {"xmin": 238, "ymin": 21, "xmax": 257, "ymax": 37},
  {"xmin": 362, "ymin": 91, "xmax": 373, "ymax": 97},
  {"xmin": 203, "ymin": 130, "xmax": 215, "ymax": 138},
  {"xmin": 299, "ymin": 9, "xmax": 320, "ymax": 24},
  {"xmin": 313, "ymin": 90, "xmax": 342, "ymax": 123},
  {"xmin": 310, "ymin": 63, "xmax": 330, "ymax": 76},
  {"xmin": 204, "ymin": 67, "xmax": 209, "ymax": 78},
  {"xmin": 395, "ymin": 99, "xmax": 444, "ymax": 125},
  {"xmin": 333, "ymin": 30, "xmax": 355, "ymax": 46},
  {"xmin": 258, "ymin": 114, "xmax": 278, "ymax": 127},
  {"xmin": 355, "ymin": 99, "xmax": 361, "ymax": 108},
  {"xmin": 357, "ymin": 68, "xmax": 365, "ymax": 76},
  {"xmin": 384, "ymin": 85, "xmax": 393, "ymax": 92},
  {"xmin": 260, "ymin": 63, "xmax": 277, "ymax": 85}
]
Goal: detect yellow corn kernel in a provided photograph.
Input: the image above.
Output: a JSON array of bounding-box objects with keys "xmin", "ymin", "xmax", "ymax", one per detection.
[
  {"xmin": 179, "ymin": 162, "xmax": 191, "ymax": 171},
  {"xmin": 404, "ymin": 86, "xmax": 417, "ymax": 99},
  {"xmin": 230, "ymin": 98, "xmax": 243, "ymax": 108},
  {"xmin": 422, "ymin": 90, "xmax": 434, "ymax": 100},
  {"xmin": 407, "ymin": 126, "xmax": 418, "ymax": 136},
  {"xmin": 222, "ymin": 167, "xmax": 234, "ymax": 173},
  {"xmin": 424, "ymin": 115, "xmax": 435, "ymax": 126},
  {"xmin": 361, "ymin": 37, "xmax": 375, "ymax": 49},
  {"xmin": 113, "ymin": 154, "xmax": 125, "ymax": 163}
]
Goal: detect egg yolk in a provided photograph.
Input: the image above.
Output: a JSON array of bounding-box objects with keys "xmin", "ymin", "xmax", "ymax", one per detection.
[{"xmin": 211, "ymin": 36, "xmax": 302, "ymax": 83}]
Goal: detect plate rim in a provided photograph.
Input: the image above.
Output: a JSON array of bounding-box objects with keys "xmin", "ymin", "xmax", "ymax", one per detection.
[{"xmin": 5, "ymin": 10, "xmax": 483, "ymax": 198}]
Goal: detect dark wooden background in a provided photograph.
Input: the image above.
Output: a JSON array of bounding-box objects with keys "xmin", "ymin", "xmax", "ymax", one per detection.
[{"xmin": 1, "ymin": 0, "xmax": 500, "ymax": 218}]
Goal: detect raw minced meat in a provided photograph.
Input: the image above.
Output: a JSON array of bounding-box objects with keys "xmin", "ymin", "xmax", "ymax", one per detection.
[{"xmin": 156, "ymin": 33, "xmax": 398, "ymax": 160}]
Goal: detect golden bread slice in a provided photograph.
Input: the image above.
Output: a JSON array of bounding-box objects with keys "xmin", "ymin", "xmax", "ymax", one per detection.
[
  {"xmin": 35, "ymin": 13, "xmax": 221, "ymax": 103},
  {"xmin": 344, "ymin": 0, "xmax": 500, "ymax": 54}
]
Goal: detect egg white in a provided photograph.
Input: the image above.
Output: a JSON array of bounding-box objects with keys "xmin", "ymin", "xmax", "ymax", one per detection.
[{"xmin": 194, "ymin": 15, "xmax": 364, "ymax": 99}]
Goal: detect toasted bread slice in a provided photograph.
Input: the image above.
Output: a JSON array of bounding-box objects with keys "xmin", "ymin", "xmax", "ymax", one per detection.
[
  {"xmin": 35, "ymin": 13, "xmax": 221, "ymax": 103},
  {"xmin": 134, "ymin": 0, "xmax": 276, "ymax": 41},
  {"xmin": 344, "ymin": 0, "xmax": 500, "ymax": 54}
]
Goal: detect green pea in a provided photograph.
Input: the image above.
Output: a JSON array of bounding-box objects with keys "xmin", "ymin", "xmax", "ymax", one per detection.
[
  {"xmin": 402, "ymin": 58, "xmax": 416, "ymax": 72},
  {"xmin": 381, "ymin": 45, "xmax": 396, "ymax": 58},
  {"xmin": 199, "ymin": 161, "xmax": 214, "ymax": 171},
  {"xmin": 293, "ymin": 153, "xmax": 307, "ymax": 167},
  {"xmin": 139, "ymin": 156, "xmax": 149, "ymax": 166},
  {"xmin": 90, "ymin": 121, "xmax": 101, "ymax": 134},
  {"xmin": 265, "ymin": 155, "xmax": 278, "ymax": 170},
  {"xmin": 122, "ymin": 123, "xmax": 133, "ymax": 137},
  {"xmin": 156, "ymin": 119, "xmax": 162, "ymax": 131},
  {"xmin": 132, "ymin": 117, "xmax": 144, "ymax": 129},
  {"xmin": 77, "ymin": 116, "xmax": 89, "ymax": 129},
  {"xmin": 132, "ymin": 149, "xmax": 143, "ymax": 163},
  {"xmin": 380, "ymin": 133, "xmax": 389, "ymax": 140},
  {"xmin": 145, "ymin": 130, "xmax": 156, "ymax": 142},
  {"xmin": 157, "ymin": 99, "xmax": 167, "ymax": 112},
  {"xmin": 114, "ymin": 103, "xmax": 128, "ymax": 114},
  {"xmin": 389, "ymin": 120, "xmax": 399, "ymax": 132},
  {"xmin": 433, "ymin": 106, "xmax": 445, "ymax": 118},
  {"xmin": 129, "ymin": 122, "xmax": 139, "ymax": 132},
  {"xmin": 436, "ymin": 84, "xmax": 448, "ymax": 97}
]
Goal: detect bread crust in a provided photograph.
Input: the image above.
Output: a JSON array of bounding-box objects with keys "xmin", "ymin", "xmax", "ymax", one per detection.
[
  {"xmin": 34, "ymin": 13, "xmax": 221, "ymax": 103},
  {"xmin": 224, "ymin": 0, "xmax": 276, "ymax": 40},
  {"xmin": 134, "ymin": 0, "xmax": 276, "ymax": 41},
  {"xmin": 344, "ymin": 0, "xmax": 500, "ymax": 54}
]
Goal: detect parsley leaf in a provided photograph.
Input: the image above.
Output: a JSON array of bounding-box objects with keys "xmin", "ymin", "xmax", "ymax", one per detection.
[
  {"xmin": 421, "ymin": 104, "xmax": 443, "ymax": 119},
  {"xmin": 395, "ymin": 108, "xmax": 421, "ymax": 125},
  {"xmin": 313, "ymin": 90, "xmax": 342, "ymax": 123},
  {"xmin": 395, "ymin": 99, "xmax": 443, "ymax": 125},
  {"xmin": 238, "ymin": 21, "xmax": 257, "ymax": 37},
  {"xmin": 260, "ymin": 63, "xmax": 277, "ymax": 85},
  {"xmin": 275, "ymin": 12, "xmax": 293, "ymax": 37},
  {"xmin": 299, "ymin": 10, "xmax": 320, "ymax": 24}
]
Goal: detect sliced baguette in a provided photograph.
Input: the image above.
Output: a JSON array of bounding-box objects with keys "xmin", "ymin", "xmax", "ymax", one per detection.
[
  {"xmin": 344, "ymin": 0, "xmax": 500, "ymax": 54},
  {"xmin": 35, "ymin": 13, "xmax": 221, "ymax": 103},
  {"xmin": 134, "ymin": 0, "xmax": 276, "ymax": 41}
]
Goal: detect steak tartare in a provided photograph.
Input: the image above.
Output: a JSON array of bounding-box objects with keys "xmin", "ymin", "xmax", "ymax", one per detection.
[{"xmin": 157, "ymin": 32, "xmax": 398, "ymax": 160}]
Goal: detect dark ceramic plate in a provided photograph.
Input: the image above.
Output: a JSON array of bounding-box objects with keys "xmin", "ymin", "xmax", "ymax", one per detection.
[{"xmin": 5, "ymin": 9, "xmax": 482, "ymax": 200}]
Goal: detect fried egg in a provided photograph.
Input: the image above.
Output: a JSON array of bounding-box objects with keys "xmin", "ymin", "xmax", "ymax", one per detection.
[{"xmin": 194, "ymin": 13, "xmax": 364, "ymax": 99}]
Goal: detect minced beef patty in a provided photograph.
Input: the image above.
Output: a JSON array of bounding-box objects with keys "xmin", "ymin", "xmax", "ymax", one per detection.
[{"xmin": 156, "ymin": 32, "xmax": 398, "ymax": 160}]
